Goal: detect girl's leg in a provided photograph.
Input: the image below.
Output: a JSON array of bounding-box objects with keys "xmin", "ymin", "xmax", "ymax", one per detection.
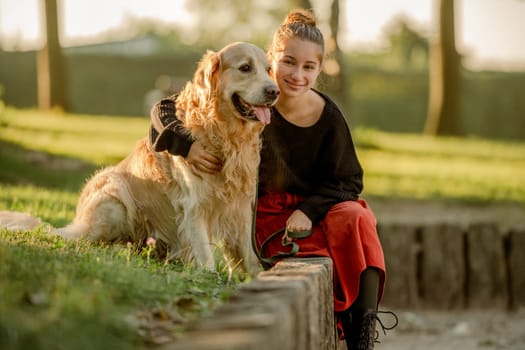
[{"xmin": 341, "ymin": 267, "xmax": 380, "ymax": 350}]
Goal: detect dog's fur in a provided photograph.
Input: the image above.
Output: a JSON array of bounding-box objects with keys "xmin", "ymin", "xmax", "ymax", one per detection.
[{"xmin": 0, "ymin": 42, "xmax": 279, "ymax": 274}]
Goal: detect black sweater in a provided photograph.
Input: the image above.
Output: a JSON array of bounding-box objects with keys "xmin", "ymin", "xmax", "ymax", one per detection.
[{"xmin": 149, "ymin": 90, "xmax": 363, "ymax": 224}]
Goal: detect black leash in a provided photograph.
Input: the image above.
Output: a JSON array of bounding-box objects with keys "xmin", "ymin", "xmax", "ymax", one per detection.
[
  {"xmin": 250, "ymin": 180, "xmax": 312, "ymax": 270},
  {"xmin": 258, "ymin": 227, "xmax": 312, "ymax": 269}
]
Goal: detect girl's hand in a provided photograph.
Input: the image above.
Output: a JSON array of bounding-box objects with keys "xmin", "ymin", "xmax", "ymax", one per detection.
[{"xmin": 187, "ymin": 140, "xmax": 223, "ymax": 174}]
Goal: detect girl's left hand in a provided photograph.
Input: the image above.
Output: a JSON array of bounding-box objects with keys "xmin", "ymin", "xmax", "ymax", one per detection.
[{"xmin": 286, "ymin": 209, "xmax": 312, "ymax": 234}]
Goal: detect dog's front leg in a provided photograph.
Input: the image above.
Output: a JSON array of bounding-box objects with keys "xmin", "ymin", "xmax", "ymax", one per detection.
[
  {"xmin": 238, "ymin": 207, "xmax": 262, "ymax": 276},
  {"xmin": 186, "ymin": 219, "xmax": 216, "ymax": 270}
]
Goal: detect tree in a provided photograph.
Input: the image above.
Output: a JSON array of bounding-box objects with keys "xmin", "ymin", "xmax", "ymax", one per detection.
[
  {"xmin": 321, "ymin": 0, "xmax": 347, "ymax": 110},
  {"xmin": 384, "ymin": 16, "xmax": 429, "ymax": 70},
  {"xmin": 37, "ymin": 0, "xmax": 68, "ymax": 110},
  {"xmin": 424, "ymin": 0, "xmax": 461, "ymax": 136},
  {"xmin": 184, "ymin": 1, "xmax": 288, "ymax": 48}
]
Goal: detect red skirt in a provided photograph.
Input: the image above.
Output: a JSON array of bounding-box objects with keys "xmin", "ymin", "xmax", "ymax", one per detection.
[{"xmin": 254, "ymin": 192, "xmax": 386, "ymax": 313}]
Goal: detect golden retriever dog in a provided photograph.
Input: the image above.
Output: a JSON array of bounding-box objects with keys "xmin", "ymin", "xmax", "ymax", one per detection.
[{"xmin": 0, "ymin": 42, "xmax": 279, "ymax": 274}]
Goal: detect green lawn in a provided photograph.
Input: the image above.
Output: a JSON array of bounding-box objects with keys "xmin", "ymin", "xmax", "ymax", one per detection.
[
  {"xmin": 1, "ymin": 107, "xmax": 524, "ymax": 349},
  {"xmin": 354, "ymin": 128, "xmax": 525, "ymax": 203},
  {"xmin": 0, "ymin": 228, "xmax": 236, "ymax": 350}
]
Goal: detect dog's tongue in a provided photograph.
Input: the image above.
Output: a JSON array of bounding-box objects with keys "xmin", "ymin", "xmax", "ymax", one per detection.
[{"xmin": 254, "ymin": 106, "xmax": 271, "ymax": 125}]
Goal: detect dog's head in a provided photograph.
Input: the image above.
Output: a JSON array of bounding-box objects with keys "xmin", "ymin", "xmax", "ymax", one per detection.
[{"xmin": 190, "ymin": 42, "xmax": 279, "ymax": 125}]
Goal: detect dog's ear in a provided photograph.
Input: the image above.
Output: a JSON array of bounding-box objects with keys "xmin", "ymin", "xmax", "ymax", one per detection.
[{"xmin": 194, "ymin": 50, "xmax": 220, "ymax": 98}]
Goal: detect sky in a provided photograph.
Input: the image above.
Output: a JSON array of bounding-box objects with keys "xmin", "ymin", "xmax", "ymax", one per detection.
[{"xmin": 0, "ymin": 0, "xmax": 524, "ymax": 71}]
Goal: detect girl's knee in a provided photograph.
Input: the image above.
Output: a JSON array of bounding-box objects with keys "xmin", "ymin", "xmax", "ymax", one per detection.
[{"xmin": 333, "ymin": 200, "xmax": 376, "ymax": 221}]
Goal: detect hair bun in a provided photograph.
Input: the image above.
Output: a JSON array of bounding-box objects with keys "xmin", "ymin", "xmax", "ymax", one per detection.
[{"xmin": 283, "ymin": 9, "xmax": 317, "ymax": 27}]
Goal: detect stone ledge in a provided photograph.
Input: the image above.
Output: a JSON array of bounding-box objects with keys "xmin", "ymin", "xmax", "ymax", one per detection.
[
  {"xmin": 378, "ymin": 222, "xmax": 525, "ymax": 309},
  {"xmin": 171, "ymin": 257, "xmax": 337, "ymax": 350}
]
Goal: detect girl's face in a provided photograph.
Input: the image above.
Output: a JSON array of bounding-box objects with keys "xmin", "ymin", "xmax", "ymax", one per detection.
[{"xmin": 271, "ymin": 37, "xmax": 322, "ymax": 98}]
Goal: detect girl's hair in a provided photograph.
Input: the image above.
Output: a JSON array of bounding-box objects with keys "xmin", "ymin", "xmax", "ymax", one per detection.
[{"xmin": 268, "ymin": 8, "xmax": 325, "ymax": 62}]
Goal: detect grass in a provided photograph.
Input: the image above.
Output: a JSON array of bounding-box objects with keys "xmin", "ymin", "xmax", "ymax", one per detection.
[
  {"xmin": 354, "ymin": 128, "xmax": 525, "ymax": 204},
  {"xmin": 0, "ymin": 228, "xmax": 236, "ymax": 350},
  {"xmin": 2, "ymin": 107, "xmax": 524, "ymax": 205},
  {"xmin": 0, "ymin": 107, "xmax": 146, "ymax": 165},
  {"xmin": 0, "ymin": 107, "xmax": 245, "ymax": 350},
  {"xmin": 0, "ymin": 107, "xmax": 524, "ymax": 349}
]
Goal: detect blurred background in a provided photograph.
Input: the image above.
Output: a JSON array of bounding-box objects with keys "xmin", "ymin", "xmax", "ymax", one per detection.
[{"xmin": 0, "ymin": 0, "xmax": 524, "ymax": 140}]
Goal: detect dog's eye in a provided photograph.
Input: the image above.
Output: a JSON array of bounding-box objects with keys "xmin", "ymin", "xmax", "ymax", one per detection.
[{"xmin": 239, "ymin": 64, "xmax": 252, "ymax": 73}]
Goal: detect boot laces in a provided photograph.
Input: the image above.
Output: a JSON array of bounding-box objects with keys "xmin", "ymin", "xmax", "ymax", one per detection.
[{"xmin": 374, "ymin": 310, "xmax": 399, "ymax": 343}]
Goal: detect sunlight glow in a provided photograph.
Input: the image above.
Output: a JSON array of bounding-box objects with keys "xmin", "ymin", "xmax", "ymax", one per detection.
[
  {"xmin": 458, "ymin": 0, "xmax": 525, "ymax": 71},
  {"xmin": 0, "ymin": 0, "xmax": 524, "ymax": 70},
  {"xmin": 343, "ymin": 0, "xmax": 431, "ymax": 49}
]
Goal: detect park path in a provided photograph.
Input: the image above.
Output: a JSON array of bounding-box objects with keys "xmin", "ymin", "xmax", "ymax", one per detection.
[{"xmin": 378, "ymin": 308, "xmax": 525, "ymax": 350}]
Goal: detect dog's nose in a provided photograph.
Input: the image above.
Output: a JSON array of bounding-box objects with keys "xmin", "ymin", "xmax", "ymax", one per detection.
[{"xmin": 265, "ymin": 85, "xmax": 280, "ymax": 100}]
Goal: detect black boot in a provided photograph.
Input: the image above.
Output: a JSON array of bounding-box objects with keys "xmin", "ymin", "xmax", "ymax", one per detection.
[
  {"xmin": 343, "ymin": 308, "xmax": 377, "ymax": 350},
  {"xmin": 342, "ymin": 309, "xmax": 399, "ymax": 350}
]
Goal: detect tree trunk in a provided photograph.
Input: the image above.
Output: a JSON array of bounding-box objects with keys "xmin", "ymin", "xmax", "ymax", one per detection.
[
  {"xmin": 424, "ymin": 0, "xmax": 461, "ymax": 136},
  {"xmin": 37, "ymin": 0, "xmax": 67, "ymax": 110},
  {"xmin": 296, "ymin": 0, "xmax": 347, "ymax": 110},
  {"xmin": 322, "ymin": 0, "xmax": 348, "ymax": 111}
]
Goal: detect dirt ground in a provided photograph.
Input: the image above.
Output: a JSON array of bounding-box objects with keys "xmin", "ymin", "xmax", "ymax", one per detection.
[
  {"xmin": 366, "ymin": 198, "xmax": 525, "ymax": 350},
  {"xmin": 377, "ymin": 308, "xmax": 525, "ymax": 350}
]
